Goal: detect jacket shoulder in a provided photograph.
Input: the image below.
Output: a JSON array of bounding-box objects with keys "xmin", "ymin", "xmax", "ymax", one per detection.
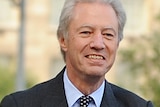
[
  {"xmin": 0, "ymin": 78, "xmax": 55, "ymax": 107},
  {"xmin": 0, "ymin": 70, "xmax": 65, "ymax": 107},
  {"xmin": 109, "ymin": 83, "xmax": 153, "ymax": 107}
]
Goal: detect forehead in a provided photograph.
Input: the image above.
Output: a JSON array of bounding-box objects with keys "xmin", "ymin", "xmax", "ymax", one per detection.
[
  {"xmin": 69, "ymin": 2, "xmax": 118, "ymax": 33},
  {"xmin": 73, "ymin": 2, "xmax": 116, "ymax": 16}
]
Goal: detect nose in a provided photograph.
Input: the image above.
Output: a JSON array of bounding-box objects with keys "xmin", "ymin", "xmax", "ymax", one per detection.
[{"xmin": 89, "ymin": 33, "xmax": 105, "ymax": 50}]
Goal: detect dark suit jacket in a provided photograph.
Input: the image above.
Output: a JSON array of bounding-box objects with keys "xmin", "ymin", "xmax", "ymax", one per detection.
[{"xmin": 0, "ymin": 67, "xmax": 154, "ymax": 107}]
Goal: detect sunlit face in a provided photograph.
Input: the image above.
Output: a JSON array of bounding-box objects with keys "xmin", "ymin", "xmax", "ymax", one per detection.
[{"xmin": 59, "ymin": 3, "xmax": 119, "ymax": 79}]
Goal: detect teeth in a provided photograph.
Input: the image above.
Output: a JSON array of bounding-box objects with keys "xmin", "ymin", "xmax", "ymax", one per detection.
[{"xmin": 88, "ymin": 55, "xmax": 103, "ymax": 59}]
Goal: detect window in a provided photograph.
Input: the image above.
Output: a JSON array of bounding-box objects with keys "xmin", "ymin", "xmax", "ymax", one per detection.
[
  {"xmin": 0, "ymin": 0, "xmax": 18, "ymax": 29},
  {"xmin": 121, "ymin": 0, "xmax": 147, "ymax": 35},
  {"xmin": 0, "ymin": 0, "xmax": 12, "ymax": 26},
  {"xmin": 49, "ymin": 0, "xmax": 65, "ymax": 28}
]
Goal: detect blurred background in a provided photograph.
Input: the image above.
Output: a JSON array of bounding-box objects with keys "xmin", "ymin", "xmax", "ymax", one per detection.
[{"xmin": 0, "ymin": 0, "xmax": 159, "ymax": 106}]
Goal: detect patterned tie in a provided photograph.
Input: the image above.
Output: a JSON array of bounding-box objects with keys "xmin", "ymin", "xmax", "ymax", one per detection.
[{"xmin": 79, "ymin": 95, "xmax": 93, "ymax": 107}]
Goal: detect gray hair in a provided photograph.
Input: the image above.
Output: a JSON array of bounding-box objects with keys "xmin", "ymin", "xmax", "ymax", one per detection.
[{"xmin": 57, "ymin": 0, "xmax": 127, "ymax": 60}]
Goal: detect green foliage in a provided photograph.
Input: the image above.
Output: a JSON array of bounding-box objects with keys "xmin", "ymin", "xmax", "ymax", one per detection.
[
  {"xmin": 0, "ymin": 65, "xmax": 35, "ymax": 102},
  {"xmin": 119, "ymin": 33, "xmax": 160, "ymax": 107},
  {"xmin": 0, "ymin": 66, "xmax": 15, "ymax": 101}
]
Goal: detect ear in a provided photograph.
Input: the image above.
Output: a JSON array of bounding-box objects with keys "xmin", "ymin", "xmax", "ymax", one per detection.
[{"xmin": 58, "ymin": 36, "xmax": 68, "ymax": 52}]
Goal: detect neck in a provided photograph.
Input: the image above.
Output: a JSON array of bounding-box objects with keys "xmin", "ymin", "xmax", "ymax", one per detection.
[{"xmin": 66, "ymin": 69, "xmax": 105, "ymax": 95}]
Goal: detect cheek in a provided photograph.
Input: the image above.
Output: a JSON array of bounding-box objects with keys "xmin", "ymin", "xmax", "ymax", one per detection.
[
  {"xmin": 70, "ymin": 37, "xmax": 88, "ymax": 49},
  {"xmin": 106, "ymin": 42, "xmax": 118, "ymax": 56},
  {"xmin": 67, "ymin": 37, "xmax": 82, "ymax": 55},
  {"xmin": 111, "ymin": 44, "xmax": 118, "ymax": 53}
]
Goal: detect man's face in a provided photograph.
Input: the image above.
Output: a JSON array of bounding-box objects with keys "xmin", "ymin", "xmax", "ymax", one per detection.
[{"xmin": 59, "ymin": 3, "xmax": 119, "ymax": 79}]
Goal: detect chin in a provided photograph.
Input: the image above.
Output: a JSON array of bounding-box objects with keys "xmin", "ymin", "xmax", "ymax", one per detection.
[{"xmin": 86, "ymin": 67, "xmax": 107, "ymax": 76}]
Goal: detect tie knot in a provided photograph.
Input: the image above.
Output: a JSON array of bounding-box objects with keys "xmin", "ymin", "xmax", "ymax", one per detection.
[{"xmin": 79, "ymin": 95, "xmax": 93, "ymax": 107}]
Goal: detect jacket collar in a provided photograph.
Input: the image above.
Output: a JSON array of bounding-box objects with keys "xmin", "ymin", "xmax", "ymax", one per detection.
[
  {"xmin": 100, "ymin": 81, "xmax": 118, "ymax": 107},
  {"xmin": 41, "ymin": 67, "xmax": 68, "ymax": 107},
  {"xmin": 40, "ymin": 67, "xmax": 118, "ymax": 107}
]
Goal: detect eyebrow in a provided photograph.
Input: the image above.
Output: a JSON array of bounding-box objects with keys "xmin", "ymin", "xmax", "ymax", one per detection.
[
  {"xmin": 103, "ymin": 27, "xmax": 117, "ymax": 35},
  {"xmin": 77, "ymin": 24, "xmax": 94, "ymax": 31}
]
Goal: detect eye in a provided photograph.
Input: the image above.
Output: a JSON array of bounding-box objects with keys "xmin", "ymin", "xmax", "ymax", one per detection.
[
  {"xmin": 79, "ymin": 31, "xmax": 93, "ymax": 37},
  {"xmin": 102, "ymin": 29, "xmax": 116, "ymax": 39},
  {"xmin": 80, "ymin": 31, "xmax": 92, "ymax": 35},
  {"xmin": 102, "ymin": 32, "xmax": 115, "ymax": 40},
  {"xmin": 103, "ymin": 33, "xmax": 114, "ymax": 37}
]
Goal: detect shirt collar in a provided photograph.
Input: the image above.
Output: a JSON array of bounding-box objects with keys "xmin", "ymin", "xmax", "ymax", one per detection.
[
  {"xmin": 90, "ymin": 80, "xmax": 105, "ymax": 107},
  {"xmin": 63, "ymin": 69, "xmax": 105, "ymax": 107}
]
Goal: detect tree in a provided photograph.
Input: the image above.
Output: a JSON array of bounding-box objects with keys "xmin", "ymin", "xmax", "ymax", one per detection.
[
  {"xmin": 0, "ymin": 66, "xmax": 15, "ymax": 101},
  {"xmin": 118, "ymin": 30, "xmax": 160, "ymax": 107},
  {"xmin": 0, "ymin": 63, "xmax": 35, "ymax": 101}
]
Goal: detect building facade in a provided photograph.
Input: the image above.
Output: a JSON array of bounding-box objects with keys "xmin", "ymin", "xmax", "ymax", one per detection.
[{"xmin": 0, "ymin": 0, "xmax": 160, "ymax": 83}]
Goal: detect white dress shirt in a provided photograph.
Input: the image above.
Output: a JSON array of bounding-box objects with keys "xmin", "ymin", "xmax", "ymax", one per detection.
[{"xmin": 63, "ymin": 70, "xmax": 105, "ymax": 107}]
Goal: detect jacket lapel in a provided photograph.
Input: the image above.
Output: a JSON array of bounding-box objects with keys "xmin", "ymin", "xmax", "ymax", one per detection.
[
  {"xmin": 39, "ymin": 67, "xmax": 118, "ymax": 107},
  {"xmin": 40, "ymin": 67, "xmax": 68, "ymax": 107},
  {"xmin": 100, "ymin": 81, "xmax": 118, "ymax": 107}
]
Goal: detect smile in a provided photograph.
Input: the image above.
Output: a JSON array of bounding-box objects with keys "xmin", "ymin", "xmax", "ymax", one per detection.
[{"xmin": 86, "ymin": 54, "xmax": 104, "ymax": 60}]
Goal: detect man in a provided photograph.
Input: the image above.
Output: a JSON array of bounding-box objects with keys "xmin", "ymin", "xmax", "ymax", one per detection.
[{"xmin": 0, "ymin": 0, "xmax": 154, "ymax": 107}]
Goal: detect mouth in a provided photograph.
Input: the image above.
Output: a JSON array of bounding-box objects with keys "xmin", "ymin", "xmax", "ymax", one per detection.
[{"xmin": 85, "ymin": 54, "xmax": 105, "ymax": 60}]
